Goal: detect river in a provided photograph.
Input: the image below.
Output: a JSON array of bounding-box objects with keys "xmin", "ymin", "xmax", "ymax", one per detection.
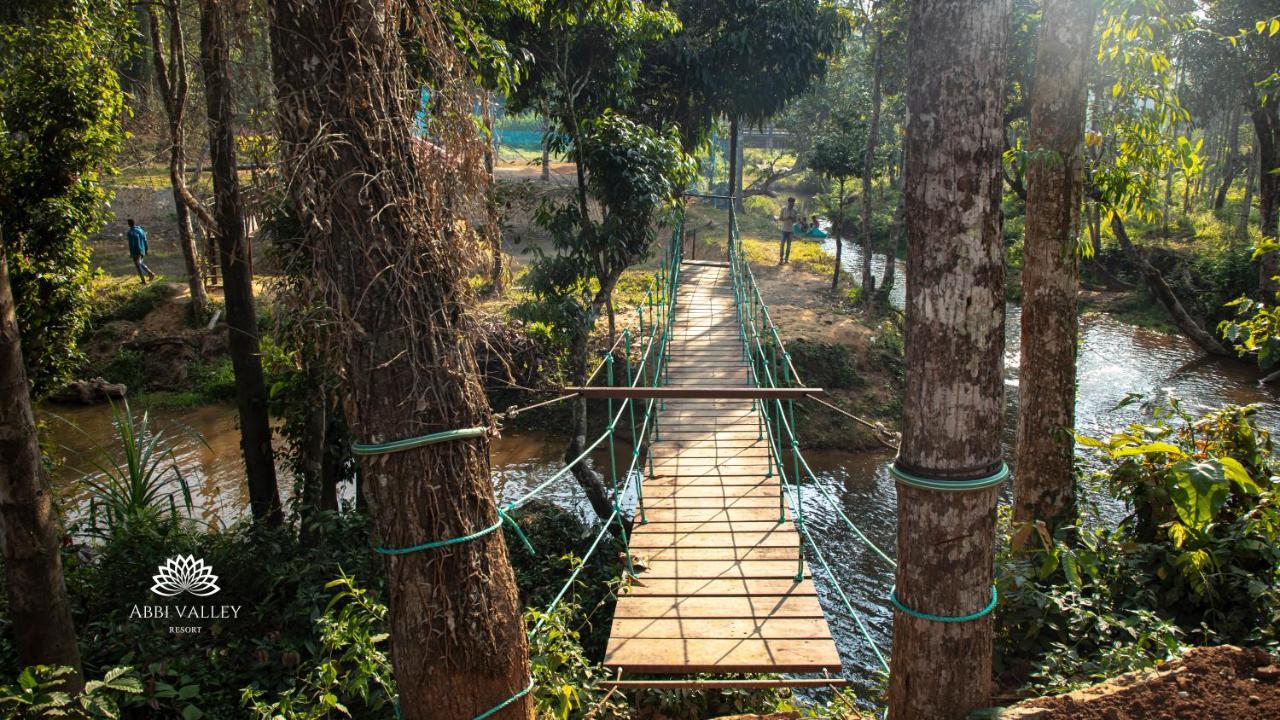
[{"xmin": 39, "ymin": 237, "xmax": 1278, "ymax": 695}]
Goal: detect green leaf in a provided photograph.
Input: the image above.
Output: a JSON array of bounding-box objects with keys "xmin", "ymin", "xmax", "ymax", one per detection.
[
  {"xmin": 1112, "ymin": 442, "xmax": 1185, "ymax": 458},
  {"xmin": 181, "ymin": 705, "xmax": 203, "ymax": 720},
  {"xmin": 1218, "ymin": 457, "xmax": 1260, "ymax": 494},
  {"xmin": 1168, "ymin": 460, "xmax": 1230, "ymax": 529}
]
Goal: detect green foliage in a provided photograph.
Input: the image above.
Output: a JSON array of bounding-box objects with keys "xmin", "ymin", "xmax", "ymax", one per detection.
[
  {"xmin": 787, "ymin": 339, "xmax": 862, "ymax": 389},
  {"xmin": 998, "ymin": 400, "xmax": 1280, "ymax": 692},
  {"xmin": 242, "ymin": 576, "xmax": 395, "ymax": 719},
  {"xmin": 527, "ymin": 604, "xmax": 626, "ymax": 720},
  {"xmin": 743, "ymin": 195, "xmax": 780, "ymax": 218},
  {"xmin": 1220, "ymin": 240, "xmax": 1280, "ymax": 370},
  {"xmin": 0, "ymin": 665, "xmax": 142, "ymax": 719},
  {"xmin": 0, "ymin": 8, "xmax": 124, "ymax": 397},
  {"xmin": 79, "ymin": 400, "xmax": 196, "ymax": 540},
  {"xmin": 808, "ymin": 120, "xmax": 866, "ymax": 185},
  {"xmin": 86, "ymin": 279, "xmax": 175, "ymax": 327}
]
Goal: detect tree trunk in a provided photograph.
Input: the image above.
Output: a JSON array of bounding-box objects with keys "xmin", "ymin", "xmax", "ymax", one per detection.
[
  {"xmin": 861, "ymin": 31, "xmax": 884, "ymax": 302},
  {"xmin": 481, "ymin": 93, "xmax": 506, "ymax": 295},
  {"xmin": 833, "ymin": 181, "xmax": 844, "ymax": 292},
  {"xmin": 1239, "ymin": 140, "xmax": 1257, "ymax": 242},
  {"xmin": 199, "ymin": 0, "xmax": 281, "ymax": 527},
  {"xmin": 1013, "ymin": 0, "xmax": 1096, "ymax": 539},
  {"xmin": 541, "ymin": 109, "xmax": 551, "ymax": 182},
  {"xmin": 298, "ymin": 352, "xmax": 328, "ymax": 546},
  {"xmin": 876, "ymin": 191, "xmax": 902, "ymax": 304},
  {"xmin": 1251, "ymin": 98, "xmax": 1279, "ymax": 299},
  {"xmin": 1110, "ymin": 214, "xmax": 1232, "ymax": 356},
  {"xmin": 889, "ymin": 2, "xmax": 1010, "ymax": 718},
  {"xmin": 0, "ymin": 243, "xmax": 83, "ymax": 690},
  {"xmin": 148, "ymin": 3, "xmax": 210, "ymax": 318},
  {"xmin": 728, "ymin": 116, "xmax": 742, "ymax": 219},
  {"xmin": 1214, "ymin": 103, "xmax": 1242, "ymax": 211},
  {"xmin": 265, "ymin": 2, "xmax": 531, "ymax": 717}
]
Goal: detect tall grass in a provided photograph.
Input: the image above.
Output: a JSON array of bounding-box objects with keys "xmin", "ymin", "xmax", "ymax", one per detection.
[{"xmin": 82, "ymin": 400, "xmax": 196, "ymax": 539}]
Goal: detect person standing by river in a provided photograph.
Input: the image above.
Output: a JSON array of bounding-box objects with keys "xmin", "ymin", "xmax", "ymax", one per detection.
[
  {"xmin": 126, "ymin": 219, "xmax": 157, "ymax": 284},
  {"xmin": 777, "ymin": 197, "xmax": 798, "ymax": 264}
]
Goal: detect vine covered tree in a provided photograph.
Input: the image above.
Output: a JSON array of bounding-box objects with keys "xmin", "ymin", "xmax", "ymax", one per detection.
[
  {"xmin": 1013, "ymin": 0, "xmax": 1098, "ymax": 537},
  {"xmin": 889, "ymin": 0, "xmax": 1011, "ymax": 717},
  {"xmin": 146, "ymin": 0, "xmax": 212, "ymax": 317},
  {"xmin": 266, "ymin": 1, "xmax": 531, "ymax": 717}
]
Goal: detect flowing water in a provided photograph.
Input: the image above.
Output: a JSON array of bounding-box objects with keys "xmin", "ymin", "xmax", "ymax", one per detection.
[{"xmin": 39, "ymin": 238, "xmax": 1278, "ymax": 694}]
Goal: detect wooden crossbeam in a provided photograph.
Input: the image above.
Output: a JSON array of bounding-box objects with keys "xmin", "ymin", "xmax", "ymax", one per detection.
[{"xmin": 568, "ymin": 386, "xmax": 821, "ymax": 399}]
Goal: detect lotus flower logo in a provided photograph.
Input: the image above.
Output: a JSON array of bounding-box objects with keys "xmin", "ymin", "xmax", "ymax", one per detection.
[{"xmin": 151, "ymin": 555, "xmax": 220, "ymax": 597}]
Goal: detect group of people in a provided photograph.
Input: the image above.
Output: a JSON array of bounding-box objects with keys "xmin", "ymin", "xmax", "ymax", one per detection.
[{"xmin": 776, "ymin": 196, "xmax": 827, "ymax": 265}]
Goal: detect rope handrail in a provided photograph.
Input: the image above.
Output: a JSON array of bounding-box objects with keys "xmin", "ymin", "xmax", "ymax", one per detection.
[{"xmin": 727, "ymin": 205, "xmax": 894, "ymax": 673}]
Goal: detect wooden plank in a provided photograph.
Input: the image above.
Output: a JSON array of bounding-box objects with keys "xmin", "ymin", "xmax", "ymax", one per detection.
[
  {"xmin": 604, "ymin": 638, "xmax": 841, "ymax": 673},
  {"xmin": 639, "ymin": 507, "xmax": 788, "ymax": 522},
  {"xmin": 611, "ymin": 594, "xmax": 823, "ymax": 619},
  {"xmin": 620, "ymin": 577, "xmax": 817, "ymax": 597},
  {"xmin": 599, "ymin": 678, "xmax": 848, "ymax": 689},
  {"xmin": 643, "ymin": 496, "xmax": 780, "ymax": 508},
  {"xmin": 632, "ymin": 545, "xmax": 799, "ymax": 561},
  {"xmin": 629, "ymin": 520, "xmax": 793, "ymax": 534},
  {"xmin": 608, "ymin": 617, "xmax": 830, "ymax": 640},
  {"xmin": 628, "ymin": 531, "xmax": 800, "ymax": 550},
  {"xmin": 641, "ymin": 485, "xmax": 780, "ymax": 499},
  {"xmin": 571, "ymin": 387, "xmax": 817, "ymax": 400},
  {"xmin": 634, "ymin": 559, "xmax": 808, "ymax": 579}
]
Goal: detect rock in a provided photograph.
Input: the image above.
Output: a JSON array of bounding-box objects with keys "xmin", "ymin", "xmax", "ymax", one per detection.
[
  {"xmin": 136, "ymin": 336, "xmax": 198, "ymax": 388},
  {"xmin": 1256, "ymin": 665, "xmax": 1280, "ymax": 682},
  {"xmin": 199, "ymin": 327, "xmax": 229, "ymax": 358},
  {"xmin": 51, "ymin": 377, "xmax": 127, "ymax": 405}
]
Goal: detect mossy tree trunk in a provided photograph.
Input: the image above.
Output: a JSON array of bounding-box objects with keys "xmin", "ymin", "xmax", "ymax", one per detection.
[
  {"xmin": 1013, "ymin": 0, "xmax": 1098, "ymax": 538},
  {"xmin": 888, "ymin": 1, "xmax": 1010, "ymax": 718},
  {"xmin": 0, "ymin": 243, "xmax": 83, "ymax": 691},
  {"xmin": 198, "ymin": 0, "xmax": 281, "ymax": 527},
  {"xmin": 265, "ymin": 1, "xmax": 531, "ymax": 717}
]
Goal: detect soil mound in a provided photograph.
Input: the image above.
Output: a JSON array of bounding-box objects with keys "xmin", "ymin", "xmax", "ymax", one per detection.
[{"xmin": 1002, "ymin": 645, "xmax": 1280, "ymax": 719}]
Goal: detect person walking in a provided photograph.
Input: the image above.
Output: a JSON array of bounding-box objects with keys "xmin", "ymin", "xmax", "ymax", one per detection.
[
  {"xmin": 777, "ymin": 197, "xmax": 799, "ymax": 264},
  {"xmin": 126, "ymin": 219, "xmax": 157, "ymax": 284}
]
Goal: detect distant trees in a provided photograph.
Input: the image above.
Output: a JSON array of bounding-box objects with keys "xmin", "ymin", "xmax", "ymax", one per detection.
[
  {"xmin": 146, "ymin": 0, "xmax": 212, "ymax": 318},
  {"xmin": 889, "ymin": 1, "xmax": 1010, "ymax": 718},
  {"xmin": 1014, "ymin": 0, "xmax": 1098, "ymax": 539},
  {"xmin": 266, "ymin": 0, "xmax": 531, "ymax": 717},
  {"xmin": 808, "ymin": 120, "xmax": 864, "ymax": 292}
]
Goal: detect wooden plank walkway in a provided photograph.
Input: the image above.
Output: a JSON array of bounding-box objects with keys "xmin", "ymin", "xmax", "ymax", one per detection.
[{"xmin": 604, "ymin": 261, "xmax": 842, "ymax": 677}]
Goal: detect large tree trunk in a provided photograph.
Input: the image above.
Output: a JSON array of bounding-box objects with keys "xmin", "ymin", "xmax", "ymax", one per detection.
[
  {"xmin": 1213, "ymin": 103, "xmax": 1242, "ymax": 211},
  {"xmin": 1013, "ymin": 0, "xmax": 1096, "ymax": 539},
  {"xmin": 1111, "ymin": 214, "xmax": 1232, "ymax": 356},
  {"xmin": 148, "ymin": 2, "xmax": 210, "ymax": 318},
  {"xmin": 727, "ymin": 116, "xmax": 741, "ymax": 222},
  {"xmin": 199, "ymin": 0, "xmax": 281, "ymax": 527},
  {"xmin": 265, "ymin": 2, "xmax": 531, "ymax": 718},
  {"xmin": 0, "ymin": 243, "xmax": 83, "ymax": 690},
  {"xmin": 1251, "ymin": 98, "xmax": 1279, "ymax": 299},
  {"xmin": 889, "ymin": 2, "xmax": 1010, "ymax": 718},
  {"xmin": 860, "ymin": 31, "xmax": 884, "ymax": 302}
]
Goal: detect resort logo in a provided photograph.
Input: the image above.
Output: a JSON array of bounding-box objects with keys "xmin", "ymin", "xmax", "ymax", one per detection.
[
  {"xmin": 130, "ymin": 555, "xmax": 240, "ymax": 633},
  {"xmin": 151, "ymin": 555, "xmax": 221, "ymax": 597}
]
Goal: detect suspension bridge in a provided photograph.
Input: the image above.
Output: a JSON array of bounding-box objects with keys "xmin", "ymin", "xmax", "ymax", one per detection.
[{"xmin": 378, "ymin": 202, "xmax": 901, "ymax": 717}]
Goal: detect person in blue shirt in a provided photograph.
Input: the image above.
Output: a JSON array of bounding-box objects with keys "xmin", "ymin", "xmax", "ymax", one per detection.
[{"xmin": 126, "ymin": 219, "xmax": 157, "ymax": 284}]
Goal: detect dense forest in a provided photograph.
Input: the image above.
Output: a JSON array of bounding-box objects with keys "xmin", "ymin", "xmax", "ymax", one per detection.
[{"xmin": 1, "ymin": 0, "xmax": 1278, "ymax": 718}]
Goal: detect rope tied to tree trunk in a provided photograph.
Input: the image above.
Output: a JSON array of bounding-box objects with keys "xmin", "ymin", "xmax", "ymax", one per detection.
[
  {"xmin": 890, "ymin": 584, "xmax": 998, "ymax": 623},
  {"xmin": 351, "ymin": 426, "xmax": 488, "ymax": 456},
  {"xmin": 888, "ymin": 461, "xmax": 1009, "ymax": 492},
  {"xmin": 374, "ymin": 503, "xmax": 536, "ymax": 556}
]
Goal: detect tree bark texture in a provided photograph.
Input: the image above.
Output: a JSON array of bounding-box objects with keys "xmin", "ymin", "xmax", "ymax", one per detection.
[
  {"xmin": 265, "ymin": 2, "xmax": 531, "ymax": 718},
  {"xmin": 1213, "ymin": 103, "xmax": 1242, "ymax": 211},
  {"xmin": 861, "ymin": 31, "xmax": 884, "ymax": 301},
  {"xmin": 1239, "ymin": 140, "xmax": 1257, "ymax": 241},
  {"xmin": 1251, "ymin": 97, "xmax": 1279, "ymax": 298},
  {"xmin": 0, "ymin": 245, "xmax": 84, "ymax": 690},
  {"xmin": 1013, "ymin": 0, "xmax": 1097, "ymax": 537},
  {"xmin": 148, "ymin": 2, "xmax": 210, "ymax": 317},
  {"xmin": 889, "ymin": 1, "xmax": 1010, "ymax": 718},
  {"xmin": 199, "ymin": 0, "xmax": 282, "ymax": 527}
]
